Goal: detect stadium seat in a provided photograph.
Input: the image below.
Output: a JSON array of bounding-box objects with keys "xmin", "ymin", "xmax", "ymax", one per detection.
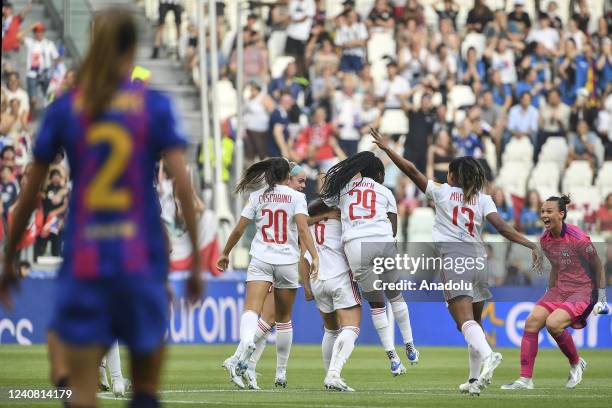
[
  {"xmin": 565, "ymin": 208, "xmax": 585, "ymax": 228},
  {"xmin": 596, "ymin": 162, "xmax": 612, "ymax": 199},
  {"xmin": 568, "ymin": 186, "xmax": 601, "ymax": 213},
  {"xmin": 370, "ymin": 59, "xmax": 388, "ymax": 86},
  {"xmin": 408, "ymin": 207, "xmax": 435, "ymax": 240},
  {"xmin": 461, "ymin": 32, "xmax": 486, "ymax": 59},
  {"xmin": 483, "ymin": 137, "xmax": 497, "ymax": 175},
  {"xmin": 562, "ymin": 161, "xmax": 594, "ymax": 192},
  {"xmin": 502, "ymin": 137, "xmax": 534, "ymax": 169},
  {"xmin": 379, "ymin": 109, "xmax": 409, "ymax": 135},
  {"xmin": 216, "ymin": 79, "xmax": 238, "ymax": 120},
  {"xmin": 497, "ymin": 161, "xmax": 530, "ymax": 197},
  {"xmin": 528, "ymin": 161, "xmax": 560, "ymax": 192},
  {"xmin": 538, "ymin": 137, "xmax": 568, "ymax": 169},
  {"xmin": 271, "ymin": 55, "xmax": 295, "ymax": 79},
  {"xmin": 367, "ymin": 31, "xmax": 396, "ymax": 65},
  {"xmin": 267, "ymin": 31, "xmax": 288, "ymax": 70},
  {"xmin": 447, "ymin": 85, "xmax": 475, "ymax": 110}
]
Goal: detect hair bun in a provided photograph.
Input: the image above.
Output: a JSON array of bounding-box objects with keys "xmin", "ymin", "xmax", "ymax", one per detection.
[{"xmin": 560, "ymin": 194, "xmax": 571, "ymax": 206}]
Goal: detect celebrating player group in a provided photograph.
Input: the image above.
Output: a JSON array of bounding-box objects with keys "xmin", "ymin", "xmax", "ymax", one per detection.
[{"xmin": 216, "ymin": 127, "xmax": 608, "ymax": 395}]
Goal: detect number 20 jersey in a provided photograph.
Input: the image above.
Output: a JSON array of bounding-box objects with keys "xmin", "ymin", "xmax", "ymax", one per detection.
[
  {"xmin": 241, "ymin": 184, "xmax": 309, "ymax": 265},
  {"xmin": 32, "ymin": 81, "xmax": 187, "ymax": 280},
  {"xmin": 324, "ymin": 177, "xmax": 397, "ymax": 244},
  {"xmin": 425, "ymin": 180, "xmax": 497, "ymax": 244}
]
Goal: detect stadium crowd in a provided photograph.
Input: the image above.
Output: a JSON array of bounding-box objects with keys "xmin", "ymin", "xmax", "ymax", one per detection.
[
  {"xmin": 158, "ymin": 0, "xmax": 612, "ymax": 238},
  {"xmin": 2, "ymin": 0, "xmax": 612, "ymax": 285}
]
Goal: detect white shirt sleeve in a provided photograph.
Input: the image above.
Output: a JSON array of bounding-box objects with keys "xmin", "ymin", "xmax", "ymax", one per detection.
[
  {"xmin": 383, "ymin": 186, "xmax": 398, "ymax": 214},
  {"xmin": 305, "ymin": 0, "xmax": 316, "ymax": 17},
  {"xmin": 335, "ymin": 27, "xmax": 347, "ymax": 46},
  {"xmin": 480, "ymin": 194, "xmax": 497, "ymax": 217},
  {"xmin": 48, "ymin": 40, "xmax": 59, "ymax": 60},
  {"xmin": 425, "ymin": 179, "xmax": 438, "ymax": 201},
  {"xmin": 294, "ymin": 193, "xmax": 309, "ymax": 216},
  {"xmin": 240, "ymin": 193, "xmax": 257, "ymax": 219}
]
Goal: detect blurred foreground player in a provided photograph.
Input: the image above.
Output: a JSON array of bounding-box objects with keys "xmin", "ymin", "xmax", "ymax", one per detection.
[
  {"xmin": 1, "ymin": 8, "xmax": 202, "ymax": 408},
  {"xmin": 502, "ymin": 195, "xmax": 608, "ymax": 390}
]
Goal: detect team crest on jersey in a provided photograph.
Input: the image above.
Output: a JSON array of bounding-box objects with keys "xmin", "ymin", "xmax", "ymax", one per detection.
[{"xmin": 562, "ymin": 249, "xmax": 570, "ymax": 257}]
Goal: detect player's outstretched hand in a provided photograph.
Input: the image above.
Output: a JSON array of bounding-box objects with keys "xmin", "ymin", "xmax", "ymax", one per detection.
[
  {"xmin": 216, "ymin": 254, "xmax": 230, "ymax": 272},
  {"xmin": 309, "ymin": 256, "xmax": 319, "ymax": 281},
  {"xmin": 0, "ymin": 260, "xmax": 19, "ymax": 310},
  {"xmin": 531, "ymin": 248, "xmax": 544, "ymax": 275},
  {"xmin": 370, "ymin": 127, "xmax": 389, "ymax": 151}
]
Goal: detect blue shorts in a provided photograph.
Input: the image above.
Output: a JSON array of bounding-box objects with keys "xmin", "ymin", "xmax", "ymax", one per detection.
[
  {"xmin": 49, "ymin": 277, "xmax": 168, "ymax": 355},
  {"xmin": 340, "ymin": 55, "xmax": 364, "ymax": 73}
]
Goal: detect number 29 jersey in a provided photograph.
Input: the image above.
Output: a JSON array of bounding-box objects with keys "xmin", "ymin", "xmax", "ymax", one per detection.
[
  {"xmin": 324, "ymin": 177, "xmax": 397, "ymax": 244},
  {"xmin": 32, "ymin": 81, "xmax": 187, "ymax": 281},
  {"xmin": 425, "ymin": 180, "xmax": 497, "ymax": 244},
  {"xmin": 241, "ymin": 184, "xmax": 309, "ymax": 265}
]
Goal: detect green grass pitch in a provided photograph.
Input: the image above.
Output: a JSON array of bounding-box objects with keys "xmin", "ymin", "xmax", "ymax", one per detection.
[{"xmin": 0, "ymin": 345, "xmax": 611, "ymax": 407}]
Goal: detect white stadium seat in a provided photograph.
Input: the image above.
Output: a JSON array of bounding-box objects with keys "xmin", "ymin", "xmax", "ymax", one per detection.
[
  {"xmin": 408, "ymin": 207, "xmax": 435, "ymax": 240},
  {"xmin": 367, "ymin": 31, "xmax": 396, "ymax": 65},
  {"xmin": 216, "ymin": 79, "xmax": 238, "ymax": 120},
  {"xmin": 502, "ymin": 137, "xmax": 534, "ymax": 170},
  {"xmin": 538, "ymin": 137, "xmax": 568, "ymax": 169},
  {"xmin": 267, "ymin": 31, "xmax": 287, "ymax": 70},
  {"xmin": 528, "ymin": 161, "xmax": 560, "ymax": 191},
  {"xmin": 447, "ymin": 85, "xmax": 475, "ymax": 110},
  {"xmin": 461, "ymin": 32, "xmax": 486, "ymax": 59},
  {"xmin": 379, "ymin": 109, "xmax": 409, "ymax": 135},
  {"xmin": 568, "ymin": 186, "xmax": 601, "ymax": 213},
  {"xmin": 596, "ymin": 162, "xmax": 612, "ymax": 199},
  {"xmin": 562, "ymin": 161, "xmax": 594, "ymax": 192},
  {"xmin": 271, "ymin": 55, "xmax": 294, "ymax": 79}
]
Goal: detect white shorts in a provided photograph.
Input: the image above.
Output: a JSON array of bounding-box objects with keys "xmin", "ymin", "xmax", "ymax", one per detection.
[
  {"xmin": 344, "ymin": 239, "xmax": 397, "ymax": 293},
  {"xmin": 246, "ymin": 257, "xmax": 299, "ymax": 289},
  {"xmin": 310, "ymin": 271, "xmax": 361, "ymax": 314}
]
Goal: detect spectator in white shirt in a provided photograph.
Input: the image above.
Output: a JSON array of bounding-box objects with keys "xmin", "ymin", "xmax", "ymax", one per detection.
[
  {"xmin": 486, "ymin": 37, "xmax": 516, "ymax": 84},
  {"xmin": 333, "ymin": 74, "xmax": 363, "ymax": 157},
  {"xmin": 527, "ymin": 13, "xmax": 559, "ymax": 55},
  {"xmin": 335, "ymin": 10, "xmax": 368, "ymax": 73},
  {"xmin": 376, "ymin": 60, "xmax": 411, "ymax": 109},
  {"xmin": 3, "ymin": 72, "xmax": 29, "ymax": 118},
  {"xmin": 507, "ymin": 92, "xmax": 538, "ymax": 145},
  {"xmin": 285, "ymin": 0, "xmax": 316, "ymax": 74},
  {"xmin": 20, "ymin": 22, "xmax": 59, "ymax": 110}
]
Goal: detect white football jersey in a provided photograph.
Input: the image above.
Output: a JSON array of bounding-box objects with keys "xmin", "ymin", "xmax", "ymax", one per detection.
[
  {"xmin": 241, "ymin": 184, "xmax": 309, "ymax": 264},
  {"xmin": 305, "ymin": 218, "xmax": 349, "ymax": 280},
  {"xmin": 425, "ymin": 180, "xmax": 497, "ymax": 244},
  {"xmin": 324, "ymin": 177, "xmax": 397, "ymax": 243}
]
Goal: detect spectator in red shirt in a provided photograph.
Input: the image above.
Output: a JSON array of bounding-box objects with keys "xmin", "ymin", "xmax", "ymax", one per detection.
[
  {"xmin": 1, "ymin": 1, "xmax": 32, "ymax": 53},
  {"xmin": 596, "ymin": 193, "xmax": 612, "ymax": 232},
  {"xmin": 293, "ymin": 106, "xmax": 345, "ymax": 172}
]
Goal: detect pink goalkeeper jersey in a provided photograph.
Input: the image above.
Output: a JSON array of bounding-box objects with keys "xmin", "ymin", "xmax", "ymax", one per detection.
[{"xmin": 540, "ymin": 223, "xmax": 598, "ymax": 300}]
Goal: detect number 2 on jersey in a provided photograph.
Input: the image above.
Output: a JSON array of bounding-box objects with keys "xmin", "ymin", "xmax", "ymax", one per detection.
[
  {"xmin": 85, "ymin": 123, "xmax": 133, "ymax": 211},
  {"xmin": 348, "ymin": 189, "xmax": 376, "ymax": 220},
  {"xmin": 261, "ymin": 209, "xmax": 288, "ymax": 244},
  {"xmin": 452, "ymin": 206, "xmax": 475, "ymax": 236}
]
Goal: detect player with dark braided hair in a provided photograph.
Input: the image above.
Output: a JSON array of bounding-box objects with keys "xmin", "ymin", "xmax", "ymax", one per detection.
[
  {"xmin": 318, "ymin": 151, "xmax": 420, "ymax": 377},
  {"xmin": 372, "ymin": 128, "xmax": 542, "ymax": 395}
]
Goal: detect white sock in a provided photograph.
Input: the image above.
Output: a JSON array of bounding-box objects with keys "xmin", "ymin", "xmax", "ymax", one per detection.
[
  {"xmin": 322, "ymin": 328, "xmax": 340, "ymax": 371},
  {"xmin": 275, "ymin": 321, "xmax": 293, "ymax": 374},
  {"xmin": 328, "ymin": 326, "xmax": 359, "ymax": 376},
  {"xmin": 107, "ymin": 341, "xmax": 123, "ymax": 383},
  {"xmin": 239, "ymin": 310, "xmax": 259, "ymax": 345},
  {"xmin": 371, "ymin": 307, "xmax": 396, "ymax": 357},
  {"xmin": 390, "ymin": 299, "xmax": 414, "ymax": 344},
  {"xmin": 461, "ymin": 320, "xmax": 492, "ymax": 360},
  {"xmin": 250, "ymin": 320, "xmax": 274, "ymax": 366},
  {"xmin": 468, "ymin": 344, "xmax": 481, "ymax": 380},
  {"xmin": 231, "ymin": 341, "xmax": 245, "ymax": 360}
]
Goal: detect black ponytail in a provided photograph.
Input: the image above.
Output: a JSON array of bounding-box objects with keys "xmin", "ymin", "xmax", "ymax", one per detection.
[
  {"xmin": 235, "ymin": 158, "xmax": 290, "ymax": 194},
  {"xmin": 320, "ymin": 151, "xmax": 385, "ymax": 201},
  {"xmin": 448, "ymin": 157, "xmax": 486, "ymax": 204},
  {"xmin": 546, "ymin": 194, "xmax": 571, "ymax": 220}
]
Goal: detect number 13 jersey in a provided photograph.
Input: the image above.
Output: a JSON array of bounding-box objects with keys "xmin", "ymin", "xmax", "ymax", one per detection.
[
  {"xmin": 241, "ymin": 184, "xmax": 309, "ymax": 264},
  {"xmin": 425, "ymin": 180, "xmax": 497, "ymax": 244},
  {"xmin": 324, "ymin": 177, "xmax": 397, "ymax": 244}
]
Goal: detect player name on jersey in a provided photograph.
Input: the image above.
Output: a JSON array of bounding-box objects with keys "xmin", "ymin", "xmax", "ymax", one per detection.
[
  {"xmin": 258, "ymin": 193, "xmax": 293, "ymax": 204},
  {"xmin": 449, "ymin": 191, "xmax": 477, "ymax": 206}
]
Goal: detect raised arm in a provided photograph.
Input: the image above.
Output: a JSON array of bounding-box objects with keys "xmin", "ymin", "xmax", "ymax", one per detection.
[
  {"xmin": 486, "ymin": 212, "xmax": 543, "ymax": 272},
  {"xmin": 371, "ymin": 127, "xmax": 428, "ymax": 193}
]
